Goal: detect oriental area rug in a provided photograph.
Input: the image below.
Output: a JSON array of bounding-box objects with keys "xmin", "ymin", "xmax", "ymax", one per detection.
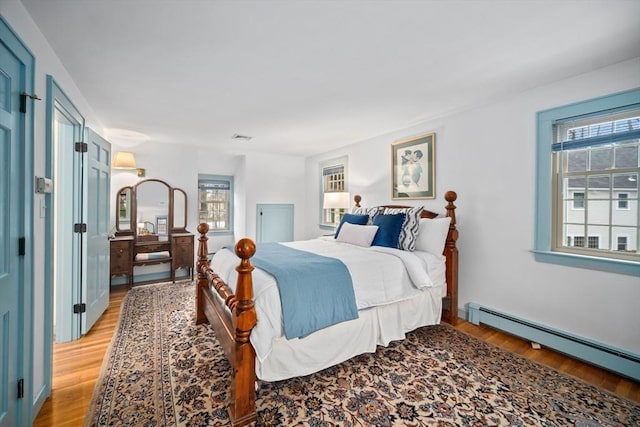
[{"xmin": 86, "ymin": 281, "xmax": 639, "ymax": 426}]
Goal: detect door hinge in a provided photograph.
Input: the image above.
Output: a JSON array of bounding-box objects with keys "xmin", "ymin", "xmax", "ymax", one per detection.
[
  {"xmin": 74, "ymin": 223, "xmax": 87, "ymax": 233},
  {"xmin": 75, "ymin": 142, "xmax": 88, "ymax": 153},
  {"xmin": 20, "ymin": 92, "xmax": 41, "ymax": 114},
  {"xmin": 18, "ymin": 237, "xmax": 26, "ymax": 256},
  {"xmin": 73, "ymin": 303, "xmax": 86, "ymax": 314},
  {"xmin": 17, "ymin": 378, "xmax": 24, "ymax": 399}
]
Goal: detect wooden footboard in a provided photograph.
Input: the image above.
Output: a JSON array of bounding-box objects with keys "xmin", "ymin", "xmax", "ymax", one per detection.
[
  {"xmin": 195, "ymin": 224, "xmax": 257, "ymax": 426},
  {"xmin": 195, "ymin": 192, "xmax": 459, "ymax": 426}
]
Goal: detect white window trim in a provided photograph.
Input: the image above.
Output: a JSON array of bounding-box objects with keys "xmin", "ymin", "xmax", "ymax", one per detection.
[{"xmin": 319, "ymin": 155, "xmax": 348, "ymax": 229}]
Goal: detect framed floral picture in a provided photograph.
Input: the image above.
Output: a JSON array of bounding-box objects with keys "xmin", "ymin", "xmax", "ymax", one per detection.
[{"xmin": 391, "ymin": 132, "xmax": 435, "ymax": 200}]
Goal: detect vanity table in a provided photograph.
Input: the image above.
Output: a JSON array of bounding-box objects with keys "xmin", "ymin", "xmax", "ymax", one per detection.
[{"xmin": 110, "ymin": 178, "xmax": 194, "ymax": 286}]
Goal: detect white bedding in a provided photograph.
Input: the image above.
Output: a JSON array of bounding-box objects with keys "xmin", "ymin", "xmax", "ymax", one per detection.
[{"xmin": 210, "ymin": 236, "xmax": 446, "ymax": 381}]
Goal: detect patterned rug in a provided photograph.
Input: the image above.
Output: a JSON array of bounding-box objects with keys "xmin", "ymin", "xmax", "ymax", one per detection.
[{"xmin": 86, "ymin": 281, "xmax": 639, "ymax": 426}]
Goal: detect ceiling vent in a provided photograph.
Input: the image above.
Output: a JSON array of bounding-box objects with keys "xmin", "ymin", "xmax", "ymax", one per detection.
[{"xmin": 232, "ymin": 134, "xmax": 253, "ymax": 141}]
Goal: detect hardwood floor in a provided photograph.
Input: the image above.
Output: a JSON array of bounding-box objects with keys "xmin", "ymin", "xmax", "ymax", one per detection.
[
  {"xmin": 33, "ymin": 289, "xmax": 639, "ymax": 426},
  {"xmin": 34, "ymin": 286, "xmax": 127, "ymax": 427}
]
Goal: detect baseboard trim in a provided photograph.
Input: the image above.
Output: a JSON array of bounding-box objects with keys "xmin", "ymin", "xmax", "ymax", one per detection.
[{"xmin": 468, "ymin": 303, "xmax": 640, "ymax": 382}]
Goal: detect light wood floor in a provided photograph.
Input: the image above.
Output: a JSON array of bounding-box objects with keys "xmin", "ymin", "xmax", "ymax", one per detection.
[{"xmin": 33, "ymin": 288, "xmax": 639, "ymax": 426}]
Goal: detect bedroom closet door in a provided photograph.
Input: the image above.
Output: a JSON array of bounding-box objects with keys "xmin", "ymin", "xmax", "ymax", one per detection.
[
  {"xmin": 82, "ymin": 129, "xmax": 110, "ymax": 334},
  {"xmin": 256, "ymin": 204, "xmax": 294, "ymax": 243},
  {"xmin": 0, "ymin": 17, "xmax": 35, "ymax": 427}
]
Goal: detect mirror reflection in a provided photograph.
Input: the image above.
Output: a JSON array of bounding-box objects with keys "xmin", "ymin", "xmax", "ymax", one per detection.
[
  {"xmin": 135, "ymin": 180, "xmax": 170, "ymax": 241},
  {"xmin": 173, "ymin": 189, "xmax": 186, "ymax": 230},
  {"xmin": 116, "ymin": 187, "xmax": 132, "ymax": 233}
]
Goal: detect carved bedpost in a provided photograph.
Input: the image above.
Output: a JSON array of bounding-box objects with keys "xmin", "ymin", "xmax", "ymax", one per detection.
[
  {"xmin": 443, "ymin": 191, "xmax": 459, "ymax": 325},
  {"xmin": 354, "ymin": 194, "xmax": 362, "ymax": 208},
  {"xmin": 196, "ymin": 223, "xmax": 210, "ymax": 325},
  {"xmin": 229, "ymin": 238, "xmax": 258, "ymax": 426}
]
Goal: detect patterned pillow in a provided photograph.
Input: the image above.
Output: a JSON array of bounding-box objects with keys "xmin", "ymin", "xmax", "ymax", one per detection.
[
  {"xmin": 382, "ymin": 206, "xmax": 424, "ymax": 251},
  {"xmin": 352, "ymin": 206, "xmax": 382, "ymax": 224}
]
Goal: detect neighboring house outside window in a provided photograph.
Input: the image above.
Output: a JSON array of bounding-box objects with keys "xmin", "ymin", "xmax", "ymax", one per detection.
[
  {"xmin": 320, "ymin": 156, "xmax": 348, "ymax": 228},
  {"xmin": 572, "ymin": 192, "xmax": 585, "ymax": 209},
  {"xmin": 618, "ymin": 193, "xmax": 629, "ymax": 210},
  {"xmin": 198, "ymin": 175, "xmax": 233, "ymax": 235},
  {"xmin": 618, "ymin": 236, "xmax": 629, "ymax": 251},
  {"xmin": 535, "ymin": 89, "xmax": 640, "ymax": 276}
]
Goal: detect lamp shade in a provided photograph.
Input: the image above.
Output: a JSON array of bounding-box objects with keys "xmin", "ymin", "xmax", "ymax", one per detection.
[
  {"xmin": 113, "ymin": 151, "xmax": 137, "ymax": 169},
  {"xmin": 323, "ymin": 192, "xmax": 351, "ymax": 209}
]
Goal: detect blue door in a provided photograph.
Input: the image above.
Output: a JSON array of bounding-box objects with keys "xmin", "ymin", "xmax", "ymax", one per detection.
[
  {"xmin": 0, "ymin": 17, "xmax": 35, "ymax": 427},
  {"xmin": 83, "ymin": 129, "xmax": 110, "ymax": 333},
  {"xmin": 256, "ymin": 204, "xmax": 294, "ymax": 243}
]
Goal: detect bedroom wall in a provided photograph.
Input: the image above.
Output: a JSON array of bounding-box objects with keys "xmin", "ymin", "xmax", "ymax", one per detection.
[
  {"xmin": 304, "ymin": 58, "xmax": 640, "ymax": 355},
  {"xmin": 0, "ymin": 0, "xmax": 107, "ymax": 411},
  {"xmin": 109, "ymin": 143, "xmax": 307, "ymax": 253}
]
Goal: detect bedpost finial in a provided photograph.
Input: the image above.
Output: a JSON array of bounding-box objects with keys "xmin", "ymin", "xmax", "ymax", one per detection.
[
  {"xmin": 235, "ymin": 238, "xmax": 256, "ymax": 259},
  {"xmin": 444, "ymin": 191, "xmax": 457, "ymax": 203},
  {"xmin": 197, "ymin": 222, "xmax": 210, "ymax": 235},
  {"xmin": 354, "ymin": 194, "xmax": 361, "ymax": 207}
]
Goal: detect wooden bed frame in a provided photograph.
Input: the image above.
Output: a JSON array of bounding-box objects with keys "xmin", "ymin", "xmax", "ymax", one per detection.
[{"xmin": 195, "ymin": 191, "xmax": 459, "ymax": 426}]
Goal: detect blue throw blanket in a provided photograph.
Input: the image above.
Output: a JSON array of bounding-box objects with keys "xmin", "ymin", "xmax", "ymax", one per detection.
[{"xmin": 250, "ymin": 242, "xmax": 358, "ymax": 339}]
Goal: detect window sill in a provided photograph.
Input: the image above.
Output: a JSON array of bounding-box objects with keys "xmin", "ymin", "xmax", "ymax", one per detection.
[
  {"xmin": 532, "ymin": 250, "xmax": 640, "ymax": 277},
  {"xmin": 207, "ymin": 231, "xmax": 234, "ymax": 237}
]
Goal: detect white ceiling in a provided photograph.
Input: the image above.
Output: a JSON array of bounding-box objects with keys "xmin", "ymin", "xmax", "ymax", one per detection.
[{"xmin": 20, "ymin": 0, "xmax": 640, "ymax": 157}]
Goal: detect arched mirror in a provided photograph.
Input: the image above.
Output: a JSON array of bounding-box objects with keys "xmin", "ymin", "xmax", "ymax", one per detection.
[
  {"xmin": 173, "ymin": 188, "xmax": 187, "ymax": 232},
  {"xmin": 113, "ymin": 178, "xmax": 189, "ymax": 241},
  {"xmin": 115, "ymin": 186, "xmax": 133, "ymax": 235},
  {"xmin": 134, "ymin": 179, "xmax": 171, "ymax": 241}
]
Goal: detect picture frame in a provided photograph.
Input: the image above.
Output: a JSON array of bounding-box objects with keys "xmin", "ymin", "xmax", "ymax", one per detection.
[
  {"xmin": 156, "ymin": 215, "xmax": 168, "ymax": 235},
  {"xmin": 391, "ymin": 132, "xmax": 435, "ymax": 200}
]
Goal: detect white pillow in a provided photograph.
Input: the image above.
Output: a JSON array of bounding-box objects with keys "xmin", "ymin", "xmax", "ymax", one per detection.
[
  {"xmin": 336, "ymin": 222, "xmax": 379, "ymax": 247},
  {"xmin": 415, "ymin": 217, "xmax": 451, "ymax": 255}
]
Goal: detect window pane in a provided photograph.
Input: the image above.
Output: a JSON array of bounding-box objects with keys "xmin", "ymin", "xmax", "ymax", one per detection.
[
  {"xmin": 566, "ymin": 150, "xmax": 587, "ymax": 172},
  {"xmin": 612, "ymin": 203, "xmax": 638, "ymax": 227},
  {"xmin": 586, "ymin": 200, "xmax": 610, "ymax": 225},
  {"xmin": 587, "ymin": 175, "xmax": 610, "ymax": 199},
  {"xmin": 613, "ymin": 228, "xmax": 636, "ymax": 251},
  {"xmin": 586, "ymin": 225, "xmax": 607, "ymax": 249},
  {"xmin": 590, "ymin": 147, "xmax": 613, "ymax": 171},
  {"xmin": 615, "ymin": 144, "xmax": 638, "ymax": 168}
]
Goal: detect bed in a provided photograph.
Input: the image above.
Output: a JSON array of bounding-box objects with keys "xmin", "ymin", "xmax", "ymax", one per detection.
[{"xmin": 195, "ymin": 191, "xmax": 459, "ymax": 426}]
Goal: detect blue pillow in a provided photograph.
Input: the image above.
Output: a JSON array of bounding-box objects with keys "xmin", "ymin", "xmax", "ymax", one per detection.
[
  {"xmin": 334, "ymin": 213, "xmax": 370, "ymax": 238},
  {"xmin": 371, "ymin": 213, "xmax": 406, "ymax": 248}
]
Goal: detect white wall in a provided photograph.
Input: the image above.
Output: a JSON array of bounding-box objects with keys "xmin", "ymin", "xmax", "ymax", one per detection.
[
  {"xmin": 0, "ymin": 1, "xmax": 108, "ymax": 411},
  {"xmin": 305, "ymin": 58, "xmax": 640, "ymax": 354},
  {"xmin": 110, "ymin": 143, "xmax": 306, "ymax": 253}
]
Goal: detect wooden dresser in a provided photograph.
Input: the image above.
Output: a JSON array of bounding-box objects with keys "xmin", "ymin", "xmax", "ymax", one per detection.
[
  {"xmin": 109, "ymin": 234, "xmax": 194, "ymax": 286},
  {"xmin": 110, "ymin": 236, "xmax": 134, "ymax": 287},
  {"xmin": 110, "ymin": 178, "xmax": 194, "ymax": 287}
]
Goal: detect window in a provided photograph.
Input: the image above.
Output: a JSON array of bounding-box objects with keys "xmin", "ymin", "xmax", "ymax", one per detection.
[
  {"xmin": 618, "ymin": 193, "xmax": 629, "ymax": 209},
  {"xmin": 320, "ymin": 156, "xmax": 348, "ymax": 228},
  {"xmin": 535, "ymin": 88, "xmax": 640, "ymax": 276},
  {"xmin": 572, "ymin": 192, "xmax": 585, "ymax": 209},
  {"xmin": 198, "ymin": 175, "xmax": 233, "ymax": 234},
  {"xmin": 617, "ymin": 236, "xmax": 628, "ymax": 251}
]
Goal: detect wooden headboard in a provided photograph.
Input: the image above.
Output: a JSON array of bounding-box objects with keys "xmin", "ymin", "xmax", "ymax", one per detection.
[{"xmin": 353, "ymin": 191, "xmax": 458, "ymax": 324}]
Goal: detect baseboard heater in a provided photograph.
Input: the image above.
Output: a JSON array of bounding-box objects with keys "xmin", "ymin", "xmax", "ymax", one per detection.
[{"xmin": 468, "ymin": 303, "xmax": 640, "ymax": 382}]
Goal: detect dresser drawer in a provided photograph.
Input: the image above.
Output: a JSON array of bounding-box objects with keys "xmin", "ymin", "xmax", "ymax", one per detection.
[
  {"xmin": 110, "ymin": 239, "xmax": 132, "ymax": 276},
  {"xmin": 172, "ymin": 235, "xmax": 194, "ymax": 270}
]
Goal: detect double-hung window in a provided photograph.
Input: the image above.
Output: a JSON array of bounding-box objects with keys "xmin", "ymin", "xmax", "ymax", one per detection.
[
  {"xmin": 198, "ymin": 175, "xmax": 233, "ymax": 234},
  {"xmin": 320, "ymin": 156, "xmax": 349, "ymax": 228},
  {"xmin": 535, "ymin": 89, "xmax": 640, "ymax": 275}
]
